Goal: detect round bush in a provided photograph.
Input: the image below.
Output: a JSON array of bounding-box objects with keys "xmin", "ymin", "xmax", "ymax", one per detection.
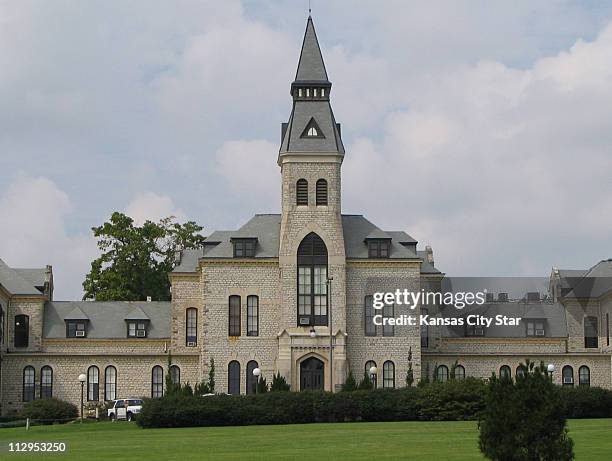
[{"xmin": 21, "ymin": 398, "xmax": 78, "ymax": 424}]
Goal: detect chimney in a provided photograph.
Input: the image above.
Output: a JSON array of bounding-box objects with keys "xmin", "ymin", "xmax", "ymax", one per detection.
[
  {"xmin": 498, "ymin": 293, "xmax": 509, "ymax": 302},
  {"xmin": 425, "ymin": 245, "xmax": 434, "ymax": 264}
]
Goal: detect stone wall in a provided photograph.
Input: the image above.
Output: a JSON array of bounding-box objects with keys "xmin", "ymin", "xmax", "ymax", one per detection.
[{"xmin": 7, "ymin": 298, "xmax": 45, "ymax": 352}]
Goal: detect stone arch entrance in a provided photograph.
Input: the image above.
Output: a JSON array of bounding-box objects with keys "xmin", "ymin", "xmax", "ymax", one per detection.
[{"xmin": 300, "ymin": 356, "xmax": 324, "ymax": 391}]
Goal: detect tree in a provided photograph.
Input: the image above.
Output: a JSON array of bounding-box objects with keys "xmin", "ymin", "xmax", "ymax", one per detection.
[
  {"xmin": 207, "ymin": 358, "xmax": 215, "ymax": 393},
  {"xmin": 270, "ymin": 372, "xmax": 291, "ymax": 392},
  {"xmin": 83, "ymin": 212, "xmax": 205, "ymax": 301},
  {"xmin": 256, "ymin": 376, "xmax": 268, "ymax": 393},
  {"xmin": 358, "ymin": 371, "xmax": 374, "ymax": 390},
  {"xmin": 342, "ymin": 371, "xmax": 357, "ymax": 392},
  {"xmin": 165, "ymin": 353, "xmax": 178, "ymax": 396},
  {"xmin": 450, "ymin": 360, "xmax": 459, "ymax": 381},
  {"xmin": 406, "ymin": 347, "xmax": 414, "ymax": 387},
  {"xmin": 478, "ymin": 360, "xmax": 574, "ymax": 461}
]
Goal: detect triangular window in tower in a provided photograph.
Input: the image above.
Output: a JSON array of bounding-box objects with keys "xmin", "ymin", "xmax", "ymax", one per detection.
[{"xmin": 300, "ymin": 117, "xmax": 325, "ymax": 139}]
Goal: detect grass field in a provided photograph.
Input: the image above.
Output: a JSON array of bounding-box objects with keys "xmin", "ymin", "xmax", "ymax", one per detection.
[{"xmin": 0, "ymin": 419, "xmax": 611, "ymax": 460}]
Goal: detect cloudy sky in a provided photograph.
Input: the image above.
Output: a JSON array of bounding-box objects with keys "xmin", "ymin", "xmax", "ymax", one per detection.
[{"xmin": 1, "ymin": 0, "xmax": 612, "ymax": 300}]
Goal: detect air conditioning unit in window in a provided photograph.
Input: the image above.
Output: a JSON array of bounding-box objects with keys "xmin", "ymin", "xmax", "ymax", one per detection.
[
  {"xmin": 535, "ymin": 329, "xmax": 545, "ymax": 336},
  {"xmin": 75, "ymin": 330, "xmax": 85, "ymax": 337},
  {"xmin": 299, "ymin": 316, "xmax": 311, "ymax": 326},
  {"xmin": 136, "ymin": 330, "xmax": 146, "ymax": 337},
  {"xmin": 187, "ymin": 341, "xmax": 197, "ymax": 347},
  {"xmin": 563, "ymin": 377, "xmax": 573, "ymax": 384}
]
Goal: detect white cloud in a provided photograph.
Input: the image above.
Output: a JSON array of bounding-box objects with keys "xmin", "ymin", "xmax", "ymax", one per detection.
[
  {"xmin": 0, "ymin": 176, "xmax": 97, "ymax": 300},
  {"xmin": 125, "ymin": 192, "xmax": 186, "ymax": 225}
]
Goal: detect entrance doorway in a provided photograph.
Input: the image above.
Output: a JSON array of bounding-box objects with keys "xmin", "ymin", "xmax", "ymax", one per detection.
[{"xmin": 300, "ymin": 357, "xmax": 324, "ymax": 391}]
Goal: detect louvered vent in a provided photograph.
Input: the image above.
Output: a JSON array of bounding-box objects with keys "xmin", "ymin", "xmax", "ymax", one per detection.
[
  {"xmin": 316, "ymin": 179, "xmax": 328, "ymax": 205},
  {"xmin": 296, "ymin": 179, "xmax": 308, "ymax": 205}
]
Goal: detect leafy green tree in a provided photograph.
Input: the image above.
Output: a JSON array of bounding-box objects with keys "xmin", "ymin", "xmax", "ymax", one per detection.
[
  {"xmin": 479, "ymin": 360, "xmax": 574, "ymax": 461},
  {"xmin": 342, "ymin": 371, "xmax": 358, "ymax": 392},
  {"xmin": 270, "ymin": 372, "xmax": 291, "ymax": 392},
  {"xmin": 83, "ymin": 212, "xmax": 205, "ymax": 301}
]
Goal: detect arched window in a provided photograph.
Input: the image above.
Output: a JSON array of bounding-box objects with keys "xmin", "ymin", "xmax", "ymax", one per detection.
[
  {"xmin": 40, "ymin": 366, "xmax": 53, "ymax": 399},
  {"xmin": 579, "ymin": 366, "xmax": 590, "ymax": 387},
  {"xmin": 316, "ymin": 179, "xmax": 328, "ymax": 206},
  {"xmin": 383, "ymin": 361, "xmax": 395, "ymax": 388},
  {"xmin": 246, "ymin": 360, "xmax": 259, "ymax": 395},
  {"xmin": 105, "ymin": 366, "xmax": 117, "ymax": 401},
  {"xmin": 562, "ymin": 365, "xmax": 574, "ymax": 386},
  {"xmin": 365, "ymin": 360, "xmax": 377, "ymax": 388},
  {"xmin": 296, "ymin": 179, "xmax": 308, "ymax": 205},
  {"xmin": 499, "ymin": 365, "xmax": 511, "ymax": 380},
  {"xmin": 23, "ymin": 366, "xmax": 35, "ymax": 402},
  {"xmin": 186, "ymin": 308, "xmax": 197, "ymax": 346},
  {"xmin": 170, "ymin": 365, "xmax": 180, "ymax": 385},
  {"xmin": 14, "ymin": 314, "xmax": 29, "ymax": 347},
  {"xmin": 247, "ymin": 296, "xmax": 259, "ymax": 336},
  {"xmin": 151, "ymin": 366, "xmax": 163, "ymax": 398},
  {"xmin": 516, "ymin": 365, "xmax": 526, "ymax": 378},
  {"xmin": 297, "ymin": 233, "xmax": 328, "ymax": 326},
  {"xmin": 87, "ymin": 366, "xmax": 99, "ymax": 401},
  {"xmin": 436, "ymin": 365, "xmax": 449, "ymax": 383},
  {"xmin": 229, "ymin": 296, "xmax": 241, "ymax": 336},
  {"xmin": 228, "ymin": 361, "xmax": 240, "ymax": 395},
  {"xmin": 454, "ymin": 365, "xmax": 466, "ymax": 380}
]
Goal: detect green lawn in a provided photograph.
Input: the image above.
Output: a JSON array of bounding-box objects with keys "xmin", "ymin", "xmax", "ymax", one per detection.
[{"xmin": 0, "ymin": 419, "xmax": 611, "ymax": 460}]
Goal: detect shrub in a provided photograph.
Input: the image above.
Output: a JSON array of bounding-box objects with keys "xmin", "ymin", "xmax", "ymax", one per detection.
[
  {"xmin": 418, "ymin": 378, "xmax": 486, "ymax": 421},
  {"xmin": 20, "ymin": 398, "xmax": 78, "ymax": 424},
  {"xmin": 357, "ymin": 372, "xmax": 373, "ymax": 390},
  {"xmin": 561, "ymin": 386, "xmax": 612, "ymax": 418},
  {"xmin": 479, "ymin": 361, "xmax": 574, "ymax": 461},
  {"xmin": 342, "ymin": 371, "xmax": 357, "ymax": 392},
  {"xmin": 270, "ymin": 372, "xmax": 291, "ymax": 392}
]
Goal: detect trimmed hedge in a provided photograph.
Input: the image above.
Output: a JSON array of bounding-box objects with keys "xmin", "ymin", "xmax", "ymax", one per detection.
[
  {"xmin": 137, "ymin": 380, "xmax": 612, "ymax": 429},
  {"xmin": 20, "ymin": 398, "xmax": 78, "ymax": 424}
]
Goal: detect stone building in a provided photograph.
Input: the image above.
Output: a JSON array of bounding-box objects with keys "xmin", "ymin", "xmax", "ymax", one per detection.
[{"xmin": 1, "ymin": 17, "xmax": 611, "ymax": 415}]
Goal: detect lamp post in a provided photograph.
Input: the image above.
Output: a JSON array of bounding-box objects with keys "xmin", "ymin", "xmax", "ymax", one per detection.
[
  {"xmin": 547, "ymin": 363, "xmax": 555, "ymax": 383},
  {"xmin": 369, "ymin": 366, "xmax": 377, "ymax": 389},
  {"xmin": 327, "ymin": 276, "xmax": 334, "ymax": 393},
  {"xmin": 78, "ymin": 373, "xmax": 86, "ymax": 423},
  {"xmin": 253, "ymin": 367, "xmax": 261, "ymax": 395}
]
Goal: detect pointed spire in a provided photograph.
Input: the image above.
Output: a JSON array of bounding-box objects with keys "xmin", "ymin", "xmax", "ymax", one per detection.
[{"xmin": 295, "ymin": 16, "xmax": 328, "ymax": 82}]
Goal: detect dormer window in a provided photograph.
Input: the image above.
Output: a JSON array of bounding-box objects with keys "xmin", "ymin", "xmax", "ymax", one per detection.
[
  {"xmin": 232, "ymin": 238, "xmax": 257, "ymax": 258},
  {"xmin": 367, "ymin": 239, "xmax": 391, "ymax": 258},
  {"xmin": 308, "ymin": 127, "xmax": 318, "ymax": 136},
  {"xmin": 127, "ymin": 321, "xmax": 148, "ymax": 338},
  {"xmin": 66, "ymin": 320, "xmax": 87, "ymax": 338},
  {"xmin": 301, "ymin": 118, "xmax": 324, "ymax": 139}
]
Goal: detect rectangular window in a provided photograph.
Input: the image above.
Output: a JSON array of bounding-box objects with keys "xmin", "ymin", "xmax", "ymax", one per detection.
[
  {"xmin": 233, "ymin": 239, "xmax": 256, "ymax": 258},
  {"xmin": 313, "ymin": 266, "xmax": 328, "ymax": 325},
  {"xmin": 14, "ymin": 315, "xmax": 29, "ymax": 347},
  {"xmin": 364, "ymin": 296, "xmax": 377, "ymax": 336},
  {"xmin": 421, "ymin": 308, "xmax": 429, "ymax": 348},
  {"xmin": 466, "ymin": 324, "xmax": 485, "ymax": 337},
  {"xmin": 526, "ymin": 320, "xmax": 545, "ymax": 337},
  {"xmin": 382, "ymin": 303, "xmax": 394, "ymax": 337},
  {"xmin": 127, "ymin": 321, "xmax": 147, "ymax": 338},
  {"xmin": 229, "ymin": 296, "xmax": 241, "ymax": 336},
  {"xmin": 66, "ymin": 321, "xmax": 87, "ymax": 338},
  {"xmin": 367, "ymin": 240, "xmax": 390, "ymax": 258},
  {"xmin": 186, "ymin": 308, "xmax": 197, "ymax": 345},
  {"xmin": 584, "ymin": 316, "xmax": 598, "ymax": 348},
  {"xmin": 298, "ymin": 266, "xmax": 312, "ymax": 324},
  {"xmin": 247, "ymin": 296, "xmax": 259, "ymax": 336}
]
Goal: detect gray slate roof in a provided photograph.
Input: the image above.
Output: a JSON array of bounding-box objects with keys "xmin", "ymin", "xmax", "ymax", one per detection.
[
  {"xmin": 14, "ymin": 268, "xmax": 47, "ymax": 289},
  {"xmin": 173, "ymin": 214, "xmax": 439, "ymax": 274},
  {"xmin": 295, "ymin": 16, "xmax": 328, "ymax": 82},
  {"xmin": 0, "ymin": 258, "xmax": 43, "ymax": 296},
  {"xmin": 280, "ymin": 101, "xmax": 344, "ymax": 154},
  {"xmin": 440, "ymin": 301, "xmax": 567, "ymax": 338},
  {"xmin": 43, "ymin": 301, "xmax": 170, "ymax": 339},
  {"xmin": 561, "ymin": 259, "xmax": 612, "ymax": 299}
]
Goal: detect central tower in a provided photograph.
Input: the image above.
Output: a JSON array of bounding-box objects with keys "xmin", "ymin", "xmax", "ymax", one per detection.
[{"xmin": 277, "ymin": 16, "xmax": 347, "ymax": 392}]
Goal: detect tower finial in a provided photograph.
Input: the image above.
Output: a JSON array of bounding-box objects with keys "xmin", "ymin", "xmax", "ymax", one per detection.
[{"xmin": 309, "ymin": 0, "xmax": 311, "ymax": 16}]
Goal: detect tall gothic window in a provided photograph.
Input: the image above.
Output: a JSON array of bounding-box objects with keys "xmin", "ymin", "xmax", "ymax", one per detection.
[
  {"xmin": 87, "ymin": 366, "xmax": 99, "ymax": 401},
  {"xmin": 23, "ymin": 366, "xmax": 35, "ymax": 402},
  {"xmin": 14, "ymin": 314, "xmax": 29, "ymax": 347},
  {"xmin": 104, "ymin": 366, "xmax": 117, "ymax": 401},
  {"xmin": 247, "ymin": 296, "xmax": 259, "ymax": 336},
  {"xmin": 170, "ymin": 365, "xmax": 180, "ymax": 386},
  {"xmin": 383, "ymin": 361, "xmax": 395, "ymax": 388},
  {"xmin": 579, "ymin": 366, "xmax": 590, "ymax": 386},
  {"xmin": 229, "ymin": 296, "xmax": 241, "ymax": 336},
  {"xmin": 382, "ymin": 303, "xmax": 395, "ymax": 337},
  {"xmin": 228, "ymin": 361, "xmax": 240, "ymax": 395},
  {"xmin": 186, "ymin": 308, "xmax": 197, "ymax": 346},
  {"xmin": 151, "ymin": 366, "xmax": 163, "ymax": 398},
  {"xmin": 296, "ymin": 179, "xmax": 308, "ymax": 205},
  {"xmin": 297, "ymin": 233, "xmax": 328, "ymax": 326},
  {"xmin": 562, "ymin": 365, "xmax": 574, "ymax": 386},
  {"xmin": 246, "ymin": 360, "xmax": 259, "ymax": 395},
  {"xmin": 316, "ymin": 179, "xmax": 328, "ymax": 206},
  {"xmin": 40, "ymin": 366, "xmax": 53, "ymax": 399},
  {"xmin": 364, "ymin": 296, "xmax": 377, "ymax": 336}
]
